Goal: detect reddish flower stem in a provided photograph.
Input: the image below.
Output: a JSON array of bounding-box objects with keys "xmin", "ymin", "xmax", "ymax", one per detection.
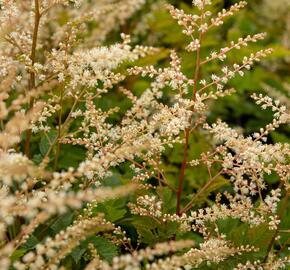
[{"xmin": 176, "ymin": 25, "xmax": 204, "ymax": 215}]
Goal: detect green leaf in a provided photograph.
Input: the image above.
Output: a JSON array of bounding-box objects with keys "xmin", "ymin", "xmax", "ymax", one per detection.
[
  {"xmin": 132, "ymin": 216, "xmax": 159, "ymax": 245},
  {"xmin": 106, "ymin": 208, "xmax": 127, "ymax": 222},
  {"xmin": 51, "ymin": 210, "xmax": 74, "ymax": 233},
  {"xmin": 132, "ymin": 216, "xmax": 178, "ymax": 245},
  {"xmin": 103, "ymin": 173, "xmax": 122, "ymax": 187},
  {"xmin": 22, "ymin": 235, "xmax": 39, "ymax": 250},
  {"xmin": 70, "ymin": 246, "xmax": 87, "ymax": 264},
  {"xmin": 10, "ymin": 249, "xmax": 26, "ymax": 262},
  {"xmin": 220, "ymin": 219, "xmax": 273, "ymax": 252},
  {"xmin": 70, "ymin": 236, "xmax": 118, "ymax": 264},
  {"xmin": 32, "ymin": 154, "xmax": 42, "ymax": 164},
  {"xmin": 157, "ymin": 187, "xmax": 175, "ymax": 213},
  {"xmin": 264, "ymin": 171, "xmax": 280, "ymax": 184},
  {"xmin": 93, "ymin": 198, "xmax": 127, "ymax": 222},
  {"xmin": 271, "ymin": 131, "xmax": 290, "ymax": 143},
  {"xmin": 92, "ymin": 236, "xmax": 119, "ymax": 262},
  {"xmin": 39, "ymin": 130, "xmax": 58, "ymax": 156},
  {"xmin": 134, "ymin": 48, "xmax": 170, "ymax": 66},
  {"xmin": 58, "ymin": 145, "xmax": 86, "ymax": 169},
  {"xmin": 190, "ymin": 176, "xmax": 229, "ymax": 205},
  {"xmin": 68, "ymin": 236, "xmax": 118, "ymax": 264}
]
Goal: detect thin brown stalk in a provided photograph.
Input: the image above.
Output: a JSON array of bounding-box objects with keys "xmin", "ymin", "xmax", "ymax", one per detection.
[{"xmin": 24, "ymin": 0, "xmax": 41, "ymax": 157}]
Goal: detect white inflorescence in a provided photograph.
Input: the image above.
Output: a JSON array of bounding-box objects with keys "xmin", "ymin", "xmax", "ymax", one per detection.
[{"xmin": 0, "ymin": 0, "xmax": 289, "ymax": 270}]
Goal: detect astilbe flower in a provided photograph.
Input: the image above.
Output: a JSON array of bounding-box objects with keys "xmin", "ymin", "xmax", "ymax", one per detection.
[
  {"xmin": 116, "ymin": 1, "xmax": 289, "ymax": 269},
  {"xmin": 0, "ymin": 0, "xmax": 289, "ymax": 270},
  {"xmin": 0, "ymin": 1, "xmax": 150, "ymax": 268},
  {"xmin": 100, "ymin": 240, "xmax": 195, "ymax": 270},
  {"xmin": 147, "ymin": 238, "xmax": 257, "ymax": 270},
  {"xmin": 14, "ymin": 215, "xmax": 113, "ymax": 270}
]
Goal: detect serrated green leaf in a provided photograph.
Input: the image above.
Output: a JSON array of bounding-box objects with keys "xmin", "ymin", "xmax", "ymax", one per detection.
[
  {"xmin": 51, "ymin": 210, "xmax": 74, "ymax": 233},
  {"xmin": 93, "ymin": 198, "xmax": 127, "ymax": 222},
  {"xmin": 92, "ymin": 236, "xmax": 118, "ymax": 262},
  {"xmin": 132, "ymin": 216, "xmax": 178, "ymax": 245},
  {"xmin": 70, "ymin": 246, "xmax": 87, "ymax": 264}
]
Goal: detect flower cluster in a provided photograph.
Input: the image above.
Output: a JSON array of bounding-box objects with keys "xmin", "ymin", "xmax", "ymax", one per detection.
[{"xmin": 0, "ymin": 0, "xmax": 289, "ymax": 270}]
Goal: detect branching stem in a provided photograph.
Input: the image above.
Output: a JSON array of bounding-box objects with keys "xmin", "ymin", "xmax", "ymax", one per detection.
[{"xmin": 176, "ymin": 13, "xmax": 204, "ymax": 215}]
